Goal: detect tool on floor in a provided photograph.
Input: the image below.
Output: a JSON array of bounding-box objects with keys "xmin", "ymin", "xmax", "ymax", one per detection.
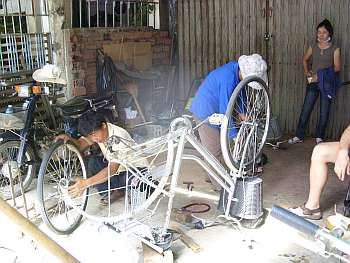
[
  {"xmin": 182, "ymin": 181, "xmax": 194, "ymax": 191},
  {"xmin": 169, "ymin": 222, "xmax": 202, "ymax": 253}
]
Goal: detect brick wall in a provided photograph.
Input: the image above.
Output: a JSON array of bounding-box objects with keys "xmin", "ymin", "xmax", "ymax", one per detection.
[{"xmin": 65, "ymin": 28, "xmax": 172, "ymax": 96}]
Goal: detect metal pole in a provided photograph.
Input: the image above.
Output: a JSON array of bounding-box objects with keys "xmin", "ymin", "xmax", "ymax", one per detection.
[
  {"xmin": 0, "ymin": 197, "xmax": 80, "ymax": 263},
  {"xmin": 104, "ymin": 0, "xmax": 107, "ymax": 27},
  {"xmin": 88, "ymin": 0, "xmax": 91, "ymax": 28},
  {"xmin": 18, "ymin": 0, "xmax": 25, "ymax": 70},
  {"xmin": 28, "ymin": 34, "xmax": 34, "ymax": 69},
  {"xmin": 79, "ymin": 0, "xmax": 82, "ymax": 28},
  {"xmin": 153, "ymin": 3, "xmax": 155, "ymax": 29},
  {"xmin": 96, "ymin": 0, "xmax": 99, "ymax": 27},
  {"xmin": 34, "ymin": 33, "xmax": 39, "ymax": 68},
  {"xmin": 119, "ymin": 1, "xmax": 122, "ymax": 27},
  {"xmin": 140, "ymin": 2, "xmax": 142, "ymax": 26},
  {"xmin": 146, "ymin": 2, "xmax": 148, "ymax": 27},
  {"xmin": 112, "ymin": 0, "xmax": 115, "ymax": 27},
  {"xmin": 0, "ymin": 36, "xmax": 5, "ymax": 73},
  {"xmin": 133, "ymin": 2, "xmax": 136, "ymax": 26},
  {"xmin": 127, "ymin": 1, "xmax": 130, "ymax": 27}
]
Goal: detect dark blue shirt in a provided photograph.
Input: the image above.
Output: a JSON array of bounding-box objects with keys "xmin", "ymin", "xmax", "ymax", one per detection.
[{"xmin": 189, "ymin": 61, "xmax": 240, "ymax": 137}]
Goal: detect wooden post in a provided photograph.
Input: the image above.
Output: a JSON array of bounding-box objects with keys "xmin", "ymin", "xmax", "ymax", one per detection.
[{"xmin": 0, "ymin": 197, "xmax": 80, "ymax": 263}]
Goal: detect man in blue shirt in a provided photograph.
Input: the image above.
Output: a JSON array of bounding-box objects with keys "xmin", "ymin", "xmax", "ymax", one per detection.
[{"xmin": 189, "ymin": 54, "xmax": 268, "ymax": 190}]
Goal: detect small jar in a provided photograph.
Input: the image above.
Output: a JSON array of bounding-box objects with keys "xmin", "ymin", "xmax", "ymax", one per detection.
[{"xmin": 5, "ymin": 105, "xmax": 14, "ymax": 114}]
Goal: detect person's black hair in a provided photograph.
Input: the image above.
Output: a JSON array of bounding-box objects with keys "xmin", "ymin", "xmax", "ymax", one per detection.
[
  {"xmin": 78, "ymin": 112, "xmax": 106, "ymax": 137},
  {"xmin": 317, "ymin": 19, "xmax": 333, "ymax": 39}
]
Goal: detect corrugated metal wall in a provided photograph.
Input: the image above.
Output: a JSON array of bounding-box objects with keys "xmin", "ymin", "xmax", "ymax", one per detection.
[
  {"xmin": 177, "ymin": 0, "xmax": 267, "ymax": 102},
  {"xmin": 177, "ymin": 0, "xmax": 350, "ymax": 139}
]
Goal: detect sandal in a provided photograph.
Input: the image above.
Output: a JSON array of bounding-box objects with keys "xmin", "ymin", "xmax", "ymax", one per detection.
[
  {"xmin": 289, "ymin": 204, "xmax": 322, "ymax": 220},
  {"xmin": 100, "ymin": 190, "xmax": 124, "ymax": 206}
]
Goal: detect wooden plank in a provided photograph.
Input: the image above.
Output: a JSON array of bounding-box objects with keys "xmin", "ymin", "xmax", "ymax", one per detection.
[
  {"xmin": 177, "ymin": 0, "xmax": 185, "ymax": 101},
  {"xmin": 227, "ymin": 0, "xmax": 235, "ymax": 61},
  {"xmin": 242, "ymin": 0, "xmax": 249, "ymax": 54},
  {"xmin": 214, "ymin": 0, "xmax": 221, "ymax": 67},
  {"xmin": 266, "ymin": 0, "xmax": 273, "ymax": 98},
  {"xmin": 201, "ymin": 0, "xmax": 209, "ymax": 75},
  {"xmin": 235, "ymin": 0, "xmax": 242, "ymax": 58},
  {"xmin": 183, "ymin": 0, "xmax": 191, "ymax": 103},
  {"xmin": 221, "ymin": 0, "xmax": 228, "ymax": 64},
  {"xmin": 189, "ymin": 0, "xmax": 196, "ymax": 87},
  {"xmin": 195, "ymin": 0, "xmax": 202, "ymax": 78},
  {"xmin": 249, "ymin": 0, "xmax": 256, "ymax": 53},
  {"xmin": 272, "ymin": 0, "xmax": 281, "ymax": 123},
  {"xmin": 208, "ymin": 0, "xmax": 215, "ymax": 71}
]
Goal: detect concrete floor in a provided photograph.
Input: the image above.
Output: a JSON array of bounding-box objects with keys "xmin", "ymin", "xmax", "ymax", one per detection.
[{"xmin": 1, "ymin": 137, "xmax": 349, "ymax": 262}]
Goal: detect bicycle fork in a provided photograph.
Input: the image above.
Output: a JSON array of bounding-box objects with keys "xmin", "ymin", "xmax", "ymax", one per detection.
[{"xmin": 163, "ymin": 132, "xmax": 187, "ymax": 231}]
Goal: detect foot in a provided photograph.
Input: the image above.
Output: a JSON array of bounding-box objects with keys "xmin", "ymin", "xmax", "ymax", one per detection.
[
  {"xmin": 289, "ymin": 204, "xmax": 322, "ymax": 220},
  {"xmin": 100, "ymin": 190, "xmax": 125, "ymax": 206},
  {"xmin": 288, "ymin": 136, "xmax": 303, "ymax": 144},
  {"xmin": 315, "ymin": 138, "xmax": 323, "ymax": 144}
]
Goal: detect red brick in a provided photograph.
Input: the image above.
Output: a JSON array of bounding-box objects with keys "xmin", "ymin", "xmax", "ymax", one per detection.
[{"xmin": 158, "ymin": 31, "xmax": 169, "ymax": 38}]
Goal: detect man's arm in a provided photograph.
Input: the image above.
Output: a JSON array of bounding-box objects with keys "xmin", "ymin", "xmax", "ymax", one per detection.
[
  {"xmin": 56, "ymin": 134, "xmax": 92, "ymax": 152},
  {"xmin": 334, "ymin": 125, "xmax": 350, "ymax": 181},
  {"xmin": 68, "ymin": 162, "xmax": 120, "ymax": 197}
]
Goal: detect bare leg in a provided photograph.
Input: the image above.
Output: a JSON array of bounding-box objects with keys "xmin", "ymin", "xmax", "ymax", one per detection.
[{"xmin": 305, "ymin": 142, "xmax": 339, "ymax": 209}]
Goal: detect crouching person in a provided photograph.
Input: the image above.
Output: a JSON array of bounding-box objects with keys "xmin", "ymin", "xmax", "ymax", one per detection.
[{"xmin": 56, "ymin": 112, "xmax": 148, "ymax": 205}]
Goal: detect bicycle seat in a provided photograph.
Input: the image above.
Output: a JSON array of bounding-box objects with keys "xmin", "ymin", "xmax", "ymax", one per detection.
[
  {"xmin": 83, "ymin": 93, "xmax": 116, "ymax": 106},
  {"xmin": 60, "ymin": 96, "xmax": 90, "ymax": 116},
  {"xmin": 59, "ymin": 92, "xmax": 117, "ymax": 117}
]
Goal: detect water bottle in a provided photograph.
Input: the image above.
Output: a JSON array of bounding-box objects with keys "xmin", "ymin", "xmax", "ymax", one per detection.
[
  {"xmin": 22, "ymin": 100, "xmax": 29, "ymax": 110},
  {"xmin": 5, "ymin": 105, "xmax": 14, "ymax": 114}
]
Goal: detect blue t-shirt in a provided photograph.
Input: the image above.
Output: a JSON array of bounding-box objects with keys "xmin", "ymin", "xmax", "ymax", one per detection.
[{"xmin": 189, "ymin": 61, "xmax": 240, "ymax": 137}]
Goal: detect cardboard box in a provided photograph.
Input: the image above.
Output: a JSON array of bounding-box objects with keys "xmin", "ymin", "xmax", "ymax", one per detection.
[{"xmin": 103, "ymin": 42, "xmax": 152, "ymax": 71}]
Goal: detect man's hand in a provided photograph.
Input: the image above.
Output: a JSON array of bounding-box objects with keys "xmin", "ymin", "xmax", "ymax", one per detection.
[
  {"xmin": 68, "ymin": 178, "xmax": 87, "ymax": 198},
  {"xmin": 334, "ymin": 149, "xmax": 350, "ymax": 181},
  {"xmin": 55, "ymin": 134, "xmax": 71, "ymax": 143},
  {"xmin": 239, "ymin": 113, "xmax": 247, "ymax": 121}
]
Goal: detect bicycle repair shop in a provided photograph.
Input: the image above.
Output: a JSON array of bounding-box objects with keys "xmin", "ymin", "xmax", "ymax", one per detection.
[{"xmin": 1, "ymin": 1, "xmax": 350, "ymax": 263}]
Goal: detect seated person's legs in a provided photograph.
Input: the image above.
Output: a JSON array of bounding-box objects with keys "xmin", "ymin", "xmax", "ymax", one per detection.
[
  {"xmin": 306, "ymin": 142, "xmax": 339, "ymax": 209},
  {"xmin": 291, "ymin": 141, "xmax": 339, "ymax": 219}
]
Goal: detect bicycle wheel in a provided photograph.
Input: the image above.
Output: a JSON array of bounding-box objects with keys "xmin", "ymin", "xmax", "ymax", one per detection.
[
  {"xmin": 37, "ymin": 140, "xmax": 88, "ymax": 235},
  {"xmin": 0, "ymin": 140, "xmax": 35, "ymax": 199},
  {"xmin": 220, "ymin": 76, "xmax": 270, "ymax": 172}
]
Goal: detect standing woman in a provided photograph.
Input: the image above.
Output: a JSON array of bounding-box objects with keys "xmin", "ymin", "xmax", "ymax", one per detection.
[{"xmin": 289, "ymin": 19, "xmax": 341, "ymax": 145}]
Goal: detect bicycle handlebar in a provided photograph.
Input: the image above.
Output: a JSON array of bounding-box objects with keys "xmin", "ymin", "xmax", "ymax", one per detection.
[{"xmin": 271, "ymin": 205, "xmax": 320, "ymax": 237}]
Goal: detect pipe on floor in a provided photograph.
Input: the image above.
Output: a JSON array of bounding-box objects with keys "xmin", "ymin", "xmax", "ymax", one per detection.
[{"xmin": 0, "ymin": 197, "xmax": 80, "ymax": 263}]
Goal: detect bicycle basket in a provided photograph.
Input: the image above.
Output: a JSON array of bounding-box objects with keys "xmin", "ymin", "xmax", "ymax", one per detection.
[{"xmin": 0, "ymin": 109, "xmax": 27, "ymax": 130}]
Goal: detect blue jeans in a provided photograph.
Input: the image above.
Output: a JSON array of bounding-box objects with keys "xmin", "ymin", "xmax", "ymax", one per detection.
[
  {"xmin": 296, "ymin": 83, "xmax": 332, "ymax": 140},
  {"xmin": 87, "ymin": 155, "xmax": 127, "ymax": 196},
  {"xmin": 87, "ymin": 154, "xmax": 146, "ymax": 196}
]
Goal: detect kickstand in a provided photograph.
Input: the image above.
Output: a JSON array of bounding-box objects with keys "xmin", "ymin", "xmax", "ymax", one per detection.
[{"xmin": 265, "ymin": 140, "xmax": 288, "ymax": 150}]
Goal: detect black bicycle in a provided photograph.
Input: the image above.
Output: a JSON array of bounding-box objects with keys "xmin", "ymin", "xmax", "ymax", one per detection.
[{"xmin": 0, "ymin": 81, "xmax": 118, "ymax": 200}]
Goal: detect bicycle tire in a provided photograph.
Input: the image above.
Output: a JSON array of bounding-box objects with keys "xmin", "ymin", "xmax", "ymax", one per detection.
[
  {"xmin": 220, "ymin": 76, "xmax": 270, "ymax": 172},
  {"xmin": 37, "ymin": 140, "xmax": 88, "ymax": 234},
  {"xmin": 0, "ymin": 140, "xmax": 36, "ymax": 199}
]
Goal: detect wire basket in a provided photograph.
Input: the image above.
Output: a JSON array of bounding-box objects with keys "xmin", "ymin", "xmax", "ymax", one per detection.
[
  {"xmin": 218, "ymin": 177, "xmax": 263, "ymax": 219},
  {"xmin": 0, "ymin": 108, "xmax": 27, "ymax": 130}
]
